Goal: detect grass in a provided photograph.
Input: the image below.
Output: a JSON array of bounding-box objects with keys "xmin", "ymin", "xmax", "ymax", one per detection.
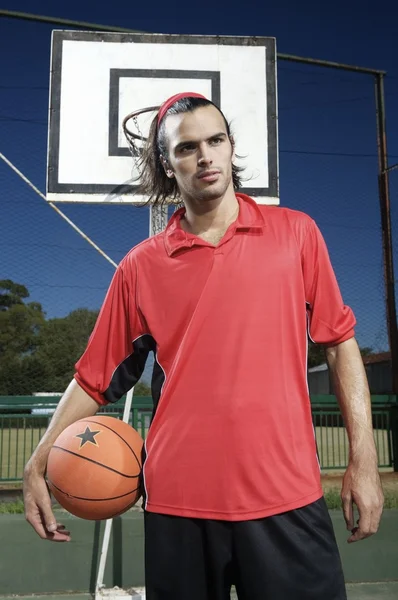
[
  {"xmin": 0, "ymin": 499, "xmax": 25, "ymax": 514},
  {"xmin": 314, "ymin": 425, "xmax": 391, "ymax": 469},
  {"xmin": 323, "ymin": 488, "xmax": 342, "ymax": 509},
  {"xmin": 0, "ymin": 499, "xmax": 64, "ymax": 514},
  {"xmin": 323, "ymin": 488, "xmax": 398, "ymax": 510},
  {"xmin": 0, "ymin": 424, "xmax": 48, "ymax": 480},
  {"xmin": 382, "ymin": 492, "xmax": 398, "ymax": 508}
]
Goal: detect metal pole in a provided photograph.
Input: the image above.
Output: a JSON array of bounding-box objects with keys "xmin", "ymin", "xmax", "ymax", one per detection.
[
  {"xmin": 374, "ymin": 74, "xmax": 398, "ymax": 397},
  {"xmin": 150, "ymin": 204, "xmax": 169, "ymax": 236},
  {"xmin": 0, "ymin": 10, "xmax": 387, "ymax": 76},
  {"xmin": 0, "ymin": 9, "xmax": 147, "ymax": 33},
  {"xmin": 278, "ymin": 53, "xmax": 386, "ymax": 75}
]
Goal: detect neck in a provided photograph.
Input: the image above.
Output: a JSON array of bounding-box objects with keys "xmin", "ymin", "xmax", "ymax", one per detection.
[{"xmin": 181, "ymin": 185, "xmax": 239, "ymax": 235}]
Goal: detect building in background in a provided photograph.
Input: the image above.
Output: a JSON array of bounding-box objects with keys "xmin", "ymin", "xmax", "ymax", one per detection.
[{"xmin": 308, "ymin": 352, "xmax": 392, "ymax": 396}]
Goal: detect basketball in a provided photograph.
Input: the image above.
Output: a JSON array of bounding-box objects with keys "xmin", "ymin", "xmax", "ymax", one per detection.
[{"xmin": 46, "ymin": 415, "xmax": 144, "ymax": 520}]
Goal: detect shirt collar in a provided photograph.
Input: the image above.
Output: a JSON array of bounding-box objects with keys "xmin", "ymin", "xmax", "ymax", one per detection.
[{"xmin": 164, "ymin": 193, "xmax": 266, "ymax": 257}]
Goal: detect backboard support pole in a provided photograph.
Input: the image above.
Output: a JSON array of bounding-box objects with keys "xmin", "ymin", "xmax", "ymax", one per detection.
[{"xmin": 150, "ymin": 204, "xmax": 169, "ymax": 236}]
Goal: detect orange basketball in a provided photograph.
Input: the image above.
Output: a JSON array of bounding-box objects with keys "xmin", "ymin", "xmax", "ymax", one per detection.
[{"xmin": 46, "ymin": 415, "xmax": 144, "ymax": 520}]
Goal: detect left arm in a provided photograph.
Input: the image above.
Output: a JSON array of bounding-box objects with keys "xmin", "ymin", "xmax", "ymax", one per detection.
[
  {"xmin": 326, "ymin": 337, "xmax": 384, "ymax": 543},
  {"xmin": 301, "ymin": 217, "xmax": 384, "ymax": 543}
]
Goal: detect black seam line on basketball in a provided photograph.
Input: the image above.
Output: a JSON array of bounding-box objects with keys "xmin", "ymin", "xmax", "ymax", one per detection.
[
  {"xmin": 80, "ymin": 418, "xmax": 141, "ymax": 470},
  {"xmin": 48, "ymin": 479, "xmax": 140, "ymax": 501},
  {"xmin": 51, "ymin": 445, "xmax": 140, "ymax": 478}
]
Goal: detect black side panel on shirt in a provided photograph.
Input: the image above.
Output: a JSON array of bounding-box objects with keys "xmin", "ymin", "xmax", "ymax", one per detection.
[
  {"xmin": 104, "ymin": 334, "xmax": 157, "ymax": 403},
  {"xmin": 151, "ymin": 358, "xmax": 166, "ymax": 413}
]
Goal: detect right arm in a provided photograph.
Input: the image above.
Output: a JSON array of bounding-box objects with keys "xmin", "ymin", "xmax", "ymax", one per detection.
[
  {"xmin": 24, "ymin": 260, "xmax": 145, "ymax": 541},
  {"xmin": 23, "ymin": 379, "xmax": 99, "ymax": 541}
]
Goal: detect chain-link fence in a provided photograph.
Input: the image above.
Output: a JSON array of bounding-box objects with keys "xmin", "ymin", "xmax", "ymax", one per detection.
[
  {"xmin": 277, "ymin": 61, "xmax": 390, "ymax": 355},
  {"xmin": 1, "ymin": 15, "xmax": 397, "ymax": 395},
  {"xmin": 390, "ymin": 166, "xmax": 398, "ymax": 389},
  {"xmin": 391, "ymin": 167, "xmax": 398, "ymax": 326}
]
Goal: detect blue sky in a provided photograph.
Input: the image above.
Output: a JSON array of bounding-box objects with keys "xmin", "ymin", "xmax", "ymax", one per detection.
[{"xmin": 1, "ymin": 1, "xmax": 397, "ymax": 361}]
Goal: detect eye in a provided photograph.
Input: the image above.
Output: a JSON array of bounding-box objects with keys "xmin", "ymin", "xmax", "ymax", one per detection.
[
  {"xmin": 210, "ymin": 137, "xmax": 223, "ymax": 146},
  {"xmin": 180, "ymin": 144, "xmax": 195, "ymax": 153}
]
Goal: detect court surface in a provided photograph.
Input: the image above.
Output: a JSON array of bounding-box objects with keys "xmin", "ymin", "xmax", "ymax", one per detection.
[
  {"xmin": 229, "ymin": 582, "xmax": 398, "ymax": 599},
  {"xmin": 2, "ymin": 584, "xmax": 398, "ymax": 600}
]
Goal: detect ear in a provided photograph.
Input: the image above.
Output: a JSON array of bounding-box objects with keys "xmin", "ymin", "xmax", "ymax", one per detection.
[{"xmin": 160, "ymin": 154, "xmax": 174, "ymax": 178}]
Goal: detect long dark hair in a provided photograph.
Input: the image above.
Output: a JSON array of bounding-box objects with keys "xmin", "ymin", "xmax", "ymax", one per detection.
[{"xmin": 138, "ymin": 97, "xmax": 244, "ymax": 206}]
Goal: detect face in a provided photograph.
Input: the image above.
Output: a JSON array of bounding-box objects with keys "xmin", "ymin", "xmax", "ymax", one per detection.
[{"xmin": 162, "ymin": 105, "xmax": 235, "ymax": 204}]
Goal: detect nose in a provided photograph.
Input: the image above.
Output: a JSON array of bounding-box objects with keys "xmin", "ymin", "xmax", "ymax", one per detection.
[{"xmin": 197, "ymin": 143, "xmax": 212, "ymax": 167}]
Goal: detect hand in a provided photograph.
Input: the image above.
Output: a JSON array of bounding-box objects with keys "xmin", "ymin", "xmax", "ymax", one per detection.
[
  {"xmin": 341, "ymin": 460, "xmax": 384, "ymax": 543},
  {"xmin": 23, "ymin": 464, "xmax": 71, "ymax": 542}
]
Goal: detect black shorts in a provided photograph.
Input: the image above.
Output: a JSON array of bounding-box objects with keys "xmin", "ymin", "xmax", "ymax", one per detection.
[{"xmin": 144, "ymin": 497, "xmax": 347, "ymax": 600}]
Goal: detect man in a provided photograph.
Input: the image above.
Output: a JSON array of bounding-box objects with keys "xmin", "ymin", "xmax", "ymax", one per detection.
[{"xmin": 24, "ymin": 92, "xmax": 384, "ymax": 600}]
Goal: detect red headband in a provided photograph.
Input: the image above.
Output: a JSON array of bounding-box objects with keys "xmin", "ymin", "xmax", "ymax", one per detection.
[{"xmin": 157, "ymin": 92, "xmax": 207, "ymax": 124}]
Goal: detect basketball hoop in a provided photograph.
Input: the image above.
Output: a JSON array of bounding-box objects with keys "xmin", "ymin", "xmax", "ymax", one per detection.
[
  {"xmin": 122, "ymin": 105, "xmax": 184, "ymax": 218},
  {"xmin": 122, "ymin": 106, "xmax": 159, "ymax": 173}
]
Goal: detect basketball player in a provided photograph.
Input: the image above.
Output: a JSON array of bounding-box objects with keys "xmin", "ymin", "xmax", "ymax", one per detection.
[{"xmin": 24, "ymin": 92, "xmax": 384, "ymax": 599}]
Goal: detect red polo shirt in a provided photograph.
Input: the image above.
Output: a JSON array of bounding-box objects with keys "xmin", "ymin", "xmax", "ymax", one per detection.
[{"xmin": 75, "ymin": 193, "xmax": 356, "ymax": 520}]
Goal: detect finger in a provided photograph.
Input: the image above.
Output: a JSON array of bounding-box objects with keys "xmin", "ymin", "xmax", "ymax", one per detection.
[
  {"xmin": 341, "ymin": 492, "xmax": 354, "ymax": 531},
  {"xmin": 47, "ymin": 530, "xmax": 71, "ymax": 543},
  {"xmin": 356, "ymin": 507, "xmax": 383, "ymax": 543},
  {"xmin": 27, "ymin": 516, "xmax": 52, "ymax": 540},
  {"xmin": 39, "ymin": 505, "xmax": 58, "ymax": 533},
  {"xmin": 57, "ymin": 522, "xmax": 70, "ymax": 535},
  {"xmin": 369, "ymin": 500, "xmax": 384, "ymax": 534},
  {"xmin": 348, "ymin": 526, "xmax": 372, "ymax": 543},
  {"xmin": 27, "ymin": 517, "xmax": 70, "ymax": 541},
  {"xmin": 348, "ymin": 510, "xmax": 372, "ymax": 543},
  {"xmin": 347, "ymin": 526, "xmax": 360, "ymax": 543},
  {"xmin": 357, "ymin": 507, "xmax": 372, "ymax": 537},
  {"xmin": 56, "ymin": 524, "xmax": 71, "ymax": 536}
]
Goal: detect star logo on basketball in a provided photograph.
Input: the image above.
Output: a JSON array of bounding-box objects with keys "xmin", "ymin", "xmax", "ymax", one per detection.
[{"xmin": 75, "ymin": 426, "xmax": 101, "ymax": 449}]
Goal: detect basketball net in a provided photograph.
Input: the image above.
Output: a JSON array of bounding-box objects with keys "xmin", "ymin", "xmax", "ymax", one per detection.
[{"xmin": 122, "ymin": 107, "xmax": 182, "ymax": 236}]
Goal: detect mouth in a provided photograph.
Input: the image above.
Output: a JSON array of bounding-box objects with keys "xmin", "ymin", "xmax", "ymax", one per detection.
[{"xmin": 197, "ymin": 170, "xmax": 220, "ymax": 182}]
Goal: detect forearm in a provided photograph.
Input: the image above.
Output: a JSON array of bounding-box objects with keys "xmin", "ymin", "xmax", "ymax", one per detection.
[
  {"xmin": 26, "ymin": 379, "xmax": 99, "ymax": 474},
  {"xmin": 326, "ymin": 337, "xmax": 377, "ymax": 464}
]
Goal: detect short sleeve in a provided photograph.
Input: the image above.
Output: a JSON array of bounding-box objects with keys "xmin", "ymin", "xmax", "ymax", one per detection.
[
  {"xmin": 74, "ymin": 260, "xmax": 147, "ymax": 405},
  {"xmin": 302, "ymin": 219, "xmax": 356, "ymax": 345}
]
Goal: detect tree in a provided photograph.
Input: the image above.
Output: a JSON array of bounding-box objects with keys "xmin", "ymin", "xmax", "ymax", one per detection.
[
  {"xmin": 308, "ymin": 341, "xmax": 374, "ymax": 369},
  {"xmin": 359, "ymin": 346, "xmax": 373, "ymax": 357},
  {"xmin": 0, "ymin": 280, "xmax": 45, "ymax": 356},
  {"xmin": 0, "ymin": 280, "xmax": 46, "ymax": 394},
  {"xmin": 307, "ymin": 343, "xmax": 326, "ymax": 368},
  {"xmin": 33, "ymin": 308, "xmax": 99, "ymax": 392},
  {"xmin": 33, "ymin": 310, "xmax": 154, "ymax": 395},
  {"xmin": 134, "ymin": 381, "xmax": 152, "ymax": 396},
  {"xmin": 0, "ymin": 279, "xmax": 29, "ymax": 311},
  {"xmin": 0, "ymin": 280, "xmax": 154, "ymax": 395}
]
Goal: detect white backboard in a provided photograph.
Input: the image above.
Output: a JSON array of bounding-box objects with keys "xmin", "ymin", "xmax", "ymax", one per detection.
[{"xmin": 47, "ymin": 32, "xmax": 279, "ymax": 205}]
